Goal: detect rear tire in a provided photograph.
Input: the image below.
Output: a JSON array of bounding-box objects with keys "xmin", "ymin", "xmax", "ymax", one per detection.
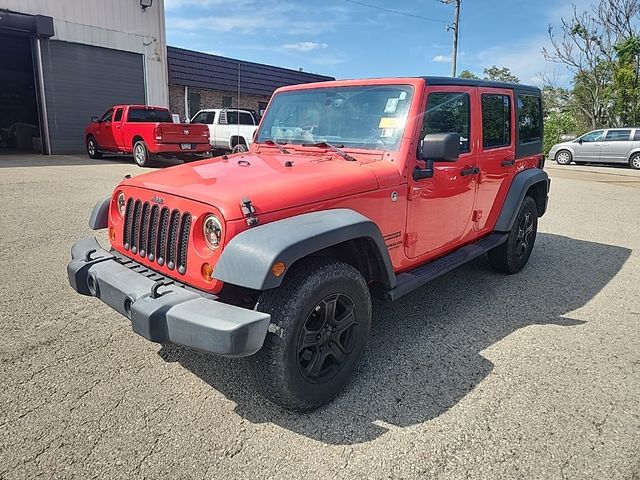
[
  {"xmin": 86, "ymin": 136, "xmax": 102, "ymax": 159},
  {"xmin": 247, "ymin": 258, "xmax": 372, "ymax": 411},
  {"xmin": 555, "ymin": 150, "xmax": 572, "ymax": 165},
  {"xmin": 629, "ymin": 153, "xmax": 640, "ymax": 170},
  {"xmin": 231, "ymin": 143, "xmax": 248, "ymax": 154},
  {"xmin": 488, "ymin": 196, "xmax": 539, "ymax": 274},
  {"xmin": 133, "ymin": 140, "xmax": 153, "ymax": 167}
]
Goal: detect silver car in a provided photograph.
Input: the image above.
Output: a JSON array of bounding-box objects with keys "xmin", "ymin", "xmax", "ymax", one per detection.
[{"xmin": 548, "ymin": 128, "xmax": 640, "ymax": 170}]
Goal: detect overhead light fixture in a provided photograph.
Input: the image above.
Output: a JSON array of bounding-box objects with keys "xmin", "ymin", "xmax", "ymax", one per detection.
[{"xmin": 140, "ymin": 0, "xmax": 153, "ymax": 10}]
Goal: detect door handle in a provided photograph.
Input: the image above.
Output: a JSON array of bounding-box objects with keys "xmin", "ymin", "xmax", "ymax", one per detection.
[
  {"xmin": 501, "ymin": 159, "xmax": 515, "ymax": 167},
  {"xmin": 460, "ymin": 167, "xmax": 480, "ymax": 176}
]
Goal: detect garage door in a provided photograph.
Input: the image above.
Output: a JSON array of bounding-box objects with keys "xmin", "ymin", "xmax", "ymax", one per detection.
[{"xmin": 40, "ymin": 40, "xmax": 146, "ymax": 154}]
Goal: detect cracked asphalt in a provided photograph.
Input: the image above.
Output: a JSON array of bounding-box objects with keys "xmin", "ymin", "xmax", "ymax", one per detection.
[{"xmin": 0, "ymin": 155, "xmax": 639, "ymax": 479}]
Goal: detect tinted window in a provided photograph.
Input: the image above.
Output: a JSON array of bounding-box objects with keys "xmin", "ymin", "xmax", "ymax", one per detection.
[
  {"xmin": 634, "ymin": 130, "xmax": 640, "ymax": 141},
  {"xmin": 605, "ymin": 129, "xmax": 631, "ymax": 141},
  {"xmin": 127, "ymin": 108, "xmax": 172, "ymax": 123},
  {"xmin": 226, "ymin": 111, "xmax": 254, "ymax": 125},
  {"xmin": 113, "ymin": 108, "xmax": 122, "ymax": 122},
  {"xmin": 580, "ymin": 130, "xmax": 604, "ymax": 142},
  {"xmin": 517, "ymin": 95, "xmax": 542, "ymax": 144},
  {"xmin": 422, "ymin": 92, "xmax": 470, "ymax": 152},
  {"xmin": 482, "ymin": 94, "xmax": 511, "ymax": 148},
  {"xmin": 100, "ymin": 109, "xmax": 113, "ymax": 122},
  {"xmin": 191, "ymin": 111, "xmax": 215, "ymax": 124}
]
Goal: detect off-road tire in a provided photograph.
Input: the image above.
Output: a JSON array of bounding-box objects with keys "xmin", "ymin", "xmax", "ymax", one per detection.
[
  {"xmin": 488, "ymin": 196, "xmax": 538, "ymax": 274},
  {"xmin": 555, "ymin": 150, "xmax": 572, "ymax": 165},
  {"xmin": 133, "ymin": 140, "xmax": 153, "ymax": 167},
  {"xmin": 247, "ymin": 258, "xmax": 372, "ymax": 411},
  {"xmin": 86, "ymin": 136, "xmax": 102, "ymax": 159},
  {"xmin": 629, "ymin": 153, "xmax": 640, "ymax": 170}
]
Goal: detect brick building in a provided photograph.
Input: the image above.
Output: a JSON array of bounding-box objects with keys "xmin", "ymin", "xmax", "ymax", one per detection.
[{"xmin": 167, "ymin": 46, "xmax": 334, "ymax": 121}]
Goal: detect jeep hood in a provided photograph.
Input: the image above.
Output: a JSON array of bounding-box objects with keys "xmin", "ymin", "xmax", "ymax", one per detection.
[{"xmin": 124, "ymin": 151, "xmax": 384, "ymax": 220}]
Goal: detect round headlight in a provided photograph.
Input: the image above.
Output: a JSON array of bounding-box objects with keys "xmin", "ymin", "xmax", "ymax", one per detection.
[
  {"xmin": 117, "ymin": 192, "xmax": 126, "ymax": 217},
  {"xmin": 203, "ymin": 214, "xmax": 223, "ymax": 249}
]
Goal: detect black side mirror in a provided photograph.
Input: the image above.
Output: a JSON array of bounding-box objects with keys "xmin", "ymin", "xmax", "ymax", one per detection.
[
  {"xmin": 414, "ymin": 132, "xmax": 460, "ymax": 180},
  {"xmin": 578, "ymin": 138, "xmax": 583, "ymax": 144},
  {"xmin": 91, "ymin": 116, "xmax": 100, "ymax": 123}
]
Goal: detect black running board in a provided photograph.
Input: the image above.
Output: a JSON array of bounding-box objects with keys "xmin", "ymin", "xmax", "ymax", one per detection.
[{"xmin": 381, "ymin": 233, "xmax": 508, "ymax": 302}]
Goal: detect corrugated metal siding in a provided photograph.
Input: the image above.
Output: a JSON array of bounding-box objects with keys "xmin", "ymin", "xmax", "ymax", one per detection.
[
  {"xmin": 167, "ymin": 46, "xmax": 334, "ymax": 97},
  {"xmin": 41, "ymin": 40, "xmax": 145, "ymax": 154}
]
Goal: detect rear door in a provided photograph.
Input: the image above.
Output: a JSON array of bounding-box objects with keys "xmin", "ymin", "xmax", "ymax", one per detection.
[
  {"xmin": 474, "ymin": 88, "xmax": 515, "ymax": 233},
  {"xmin": 573, "ymin": 130, "xmax": 604, "ymax": 161},
  {"xmin": 600, "ymin": 129, "xmax": 632, "ymax": 163},
  {"xmin": 111, "ymin": 107, "xmax": 125, "ymax": 149}
]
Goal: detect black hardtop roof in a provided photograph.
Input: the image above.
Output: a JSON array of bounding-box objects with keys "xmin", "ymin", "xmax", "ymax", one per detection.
[{"xmin": 421, "ymin": 76, "xmax": 541, "ymax": 94}]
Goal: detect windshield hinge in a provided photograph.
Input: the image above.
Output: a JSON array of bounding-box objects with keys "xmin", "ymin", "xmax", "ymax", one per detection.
[{"xmin": 240, "ymin": 197, "xmax": 259, "ymax": 227}]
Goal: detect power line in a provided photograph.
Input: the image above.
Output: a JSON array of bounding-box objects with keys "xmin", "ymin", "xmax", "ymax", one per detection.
[{"xmin": 341, "ymin": 0, "xmax": 448, "ymax": 24}]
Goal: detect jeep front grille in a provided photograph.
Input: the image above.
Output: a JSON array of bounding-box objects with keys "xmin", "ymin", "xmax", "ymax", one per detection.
[{"xmin": 123, "ymin": 199, "xmax": 192, "ymax": 275}]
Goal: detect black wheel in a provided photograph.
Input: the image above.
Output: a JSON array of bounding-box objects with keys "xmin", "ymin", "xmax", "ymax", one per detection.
[
  {"xmin": 86, "ymin": 136, "xmax": 102, "ymax": 159},
  {"xmin": 629, "ymin": 153, "xmax": 640, "ymax": 170},
  {"xmin": 488, "ymin": 196, "xmax": 538, "ymax": 274},
  {"xmin": 555, "ymin": 150, "xmax": 572, "ymax": 165},
  {"xmin": 247, "ymin": 258, "xmax": 372, "ymax": 411},
  {"xmin": 231, "ymin": 143, "xmax": 248, "ymax": 154},
  {"xmin": 133, "ymin": 140, "xmax": 153, "ymax": 167}
]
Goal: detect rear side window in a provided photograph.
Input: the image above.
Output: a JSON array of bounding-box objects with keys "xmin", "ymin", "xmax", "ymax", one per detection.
[
  {"xmin": 482, "ymin": 94, "xmax": 511, "ymax": 149},
  {"xmin": 113, "ymin": 108, "xmax": 123, "ymax": 122},
  {"xmin": 634, "ymin": 130, "xmax": 640, "ymax": 141},
  {"xmin": 517, "ymin": 95, "xmax": 541, "ymax": 144},
  {"xmin": 422, "ymin": 92, "xmax": 470, "ymax": 152},
  {"xmin": 605, "ymin": 129, "xmax": 631, "ymax": 141},
  {"xmin": 226, "ymin": 111, "xmax": 255, "ymax": 125},
  {"xmin": 128, "ymin": 108, "xmax": 172, "ymax": 123}
]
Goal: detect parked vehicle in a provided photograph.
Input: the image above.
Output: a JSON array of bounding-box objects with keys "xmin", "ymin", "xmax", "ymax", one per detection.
[
  {"xmin": 549, "ymin": 128, "xmax": 640, "ymax": 169},
  {"xmin": 68, "ymin": 77, "xmax": 549, "ymax": 411},
  {"xmin": 85, "ymin": 105, "xmax": 211, "ymax": 167},
  {"xmin": 190, "ymin": 108, "xmax": 258, "ymax": 152}
]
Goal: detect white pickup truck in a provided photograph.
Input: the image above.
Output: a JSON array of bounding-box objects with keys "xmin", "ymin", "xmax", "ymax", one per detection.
[{"xmin": 190, "ymin": 109, "xmax": 259, "ymax": 152}]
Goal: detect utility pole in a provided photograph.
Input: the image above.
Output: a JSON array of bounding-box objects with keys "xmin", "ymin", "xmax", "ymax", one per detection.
[{"xmin": 442, "ymin": 0, "xmax": 461, "ymax": 77}]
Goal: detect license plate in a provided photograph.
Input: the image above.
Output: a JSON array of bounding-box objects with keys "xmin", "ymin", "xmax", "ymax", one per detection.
[{"xmin": 180, "ymin": 143, "xmax": 192, "ymax": 150}]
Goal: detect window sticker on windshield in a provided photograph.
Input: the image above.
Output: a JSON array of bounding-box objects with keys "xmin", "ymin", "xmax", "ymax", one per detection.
[
  {"xmin": 379, "ymin": 117, "xmax": 400, "ymax": 129},
  {"xmin": 399, "ymin": 91, "xmax": 407, "ymax": 100},
  {"xmin": 381, "ymin": 128, "xmax": 394, "ymax": 138},
  {"xmin": 384, "ymin": 98, "xmax": 399, "ymax": 113}
]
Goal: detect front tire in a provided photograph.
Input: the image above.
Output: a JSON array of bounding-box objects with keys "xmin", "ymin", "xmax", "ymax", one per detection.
[
  {"xmin": 86, "ymin": 136, "xmax": 102, "ymax": 159},
  {"xmin": 629, "ymin": 153, "xmax": 640, "ymax": 170},
  {"xmin": 488, "ymin": 196, "xmax": 539, "ymax": 274},
  {"xmin": 555, "ymin": 150, "xmax": 572, "ymax": 165},
  {"xmin": 133, "ymin": 140, "xmax": 153, "ymax": 167},
  {"xmin": 248, "ymin": 258, "xmax": 372, "ymax": 411}
]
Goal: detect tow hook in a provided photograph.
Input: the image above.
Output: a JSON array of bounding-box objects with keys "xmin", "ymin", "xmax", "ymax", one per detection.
[{"xmin": 240, "ymin": 197, "xmax": 259, "ymax": 227}]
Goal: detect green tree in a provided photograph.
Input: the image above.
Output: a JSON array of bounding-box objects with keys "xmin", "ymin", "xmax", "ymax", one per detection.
[
  {"xmin": 458, "ymin": 69, "xmax": 479, "ymax": 79},
  {"xmin": 483, "ymin": 65, "xmax": 520, "ymax": 83}
]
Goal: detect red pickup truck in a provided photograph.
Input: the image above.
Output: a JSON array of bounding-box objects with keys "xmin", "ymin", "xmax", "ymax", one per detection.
[{"xmin": 84, "ymin": 105, "xmax": 211, "ymax": 167}]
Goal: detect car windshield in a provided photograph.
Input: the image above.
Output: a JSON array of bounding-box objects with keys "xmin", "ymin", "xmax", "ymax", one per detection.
[{"xmin": 256, "ymin": 85, "xmax": 414, "ymax": 151}]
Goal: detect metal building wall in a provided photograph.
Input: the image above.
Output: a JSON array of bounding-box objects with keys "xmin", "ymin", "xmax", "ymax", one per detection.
[{"xmin": 0, "ymin": 0, "xmax": 168, "ymax": 106}]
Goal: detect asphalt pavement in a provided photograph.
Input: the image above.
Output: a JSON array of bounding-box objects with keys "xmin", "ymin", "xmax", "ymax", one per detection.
[{"xmin": 0, "ymin": 155, "xmax": 638, "ymax": 479}]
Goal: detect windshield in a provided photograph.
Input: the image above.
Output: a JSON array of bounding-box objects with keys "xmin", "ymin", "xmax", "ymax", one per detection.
[{"xmin": 256, "ymin": 85, "xmax": 414, "ymax": 151}]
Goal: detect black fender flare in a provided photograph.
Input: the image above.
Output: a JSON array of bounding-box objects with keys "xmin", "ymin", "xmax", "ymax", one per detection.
[
  {"xmin": 89, "ymin": 195, "xmax": 110, "ymax": 230},
  {"xmin": 213, "ymin": 208, "xmax": 397, "ymax": 290},
  {"xmin": 494, "ymin": 168, "xmax": 550, "ymax": 232}
]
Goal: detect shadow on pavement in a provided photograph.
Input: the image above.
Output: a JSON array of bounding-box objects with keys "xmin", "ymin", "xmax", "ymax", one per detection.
[
  {"xmin": 0, "ymin": 154, "xmax": 183, "ymax": 168},
  {"xmin": 159, "ymin": 233, "xmax": 631, "ymax": 445}
]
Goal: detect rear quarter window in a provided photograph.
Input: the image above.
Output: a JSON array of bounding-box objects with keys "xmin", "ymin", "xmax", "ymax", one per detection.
[
  {"xmin": 128, "ymin": 108, "xmax": 172, "ymax": 123},
  {"xmin": 517, "ymin": 95, "xmax": 542, "ymax": 144}
]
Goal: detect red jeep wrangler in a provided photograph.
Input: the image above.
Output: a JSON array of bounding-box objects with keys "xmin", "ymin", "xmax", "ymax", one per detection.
[
  {"xmin": 69, "ymin": 77, "xmax": 548, "ymax": 411},
  {"xmin": 85, "ymin": 105, "xmax": 211, "ymax": 167}
]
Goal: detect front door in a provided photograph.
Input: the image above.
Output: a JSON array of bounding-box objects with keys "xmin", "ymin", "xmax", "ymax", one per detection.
[
  {"xmin": 405, "ymin": 86, "xmax": 478, "ymax": 259},
  {"xmin": 96, "ymin": 108, "xmax": 116, "ymax": 150},
  {"xmin": 573, "ymin": 130, "xmax": 604, "ymax": 162},
  {"xmin": 474, "ymin": 88, "xmax": 516, "ymax": 233}
]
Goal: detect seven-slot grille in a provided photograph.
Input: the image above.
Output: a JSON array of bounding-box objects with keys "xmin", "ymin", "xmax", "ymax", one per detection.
[{"xmin": 123, "ymin": 198, "xmax": 192, "ymax": 275}]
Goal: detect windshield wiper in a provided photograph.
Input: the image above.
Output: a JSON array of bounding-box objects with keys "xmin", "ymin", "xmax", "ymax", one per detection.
[
  {"xmin": 263, "ymin": 139, "xmax": 290, "ymax": 154},
  {"xmin": 301, "ymin": 142, "xmax": 356, "ymax": 162}
]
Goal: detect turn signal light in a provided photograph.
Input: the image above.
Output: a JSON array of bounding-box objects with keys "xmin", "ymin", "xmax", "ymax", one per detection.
[
  {"xmin": 201, "ymin": 263, "xmax": 214, "ymax": 282},
  {"xmin": 109, "ymin": 227, "xmax": 116, "ymax": 242},
  {"xmin": 271, "ymin": 261, "xmax": 286, "ymax": 277}
]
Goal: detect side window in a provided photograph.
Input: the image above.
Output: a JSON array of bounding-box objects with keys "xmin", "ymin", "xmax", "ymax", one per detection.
[
  {"xmin": 422, "ymin": 92, "xmax": 470, "ymax": 153},
  {"xmin": 517, "ymin": 95, "xmax": 541, "ymax": 144},
  {"xmin": 634, "ymin": 130, "xmax": 640, "ymax": 141},
  {"xmin": 605, "ymin": 129, "xmax": 631, "ymax": 141},
  {"xmin": 580, "ymin": 130, "xmax": 604, "ymax": 142},
  {"xmin": 191, "ymin": 111, "xmax": 207, "ymax": 124},
  {"xmin": 206, "ymin": 113, "xmax": 216, "ymax": 124},
  {"xmin": 482, "ymin": 94, "xmax": 511, "ymax": 149},
  {"xmin": 238, "ymin": 112, "xmax": 254, "ymax": 125},
  {"xmin": 100, "ymin": 109, "xmax": 113, "ymax": 122},
  {"xmin": 113, "ymin": 108, "xmax": 122, "ymax": 122},
  {"xmin": 226, "ymin": 111, "xmax": 237, "ymax": 124}
]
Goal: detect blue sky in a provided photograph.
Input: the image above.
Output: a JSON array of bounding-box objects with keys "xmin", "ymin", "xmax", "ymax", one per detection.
[{"xmin": 164, "ymin": 0, "xmax": 593, "ymax": 85}]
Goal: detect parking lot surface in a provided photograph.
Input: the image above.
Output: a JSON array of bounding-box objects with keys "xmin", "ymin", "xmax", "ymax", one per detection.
[{"xmin": 1, "ymin": 155, "xmax": 639, "ymax": 479}]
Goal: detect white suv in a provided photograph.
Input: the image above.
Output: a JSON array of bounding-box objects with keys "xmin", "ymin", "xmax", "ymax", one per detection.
[{"xmin": 190, "ymin": 109, "xmax": 259, "ymax": 152}]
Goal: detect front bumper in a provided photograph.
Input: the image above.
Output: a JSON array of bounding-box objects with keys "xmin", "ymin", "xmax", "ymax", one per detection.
[{"xmin": 67, "ymin": 238, "xmax": 270, "ymax": 357}]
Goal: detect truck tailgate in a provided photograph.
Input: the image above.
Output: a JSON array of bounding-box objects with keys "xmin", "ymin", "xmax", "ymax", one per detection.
[{"xmin": 159, "ymin": 123, "xmax": 209, "ymax": 144}]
